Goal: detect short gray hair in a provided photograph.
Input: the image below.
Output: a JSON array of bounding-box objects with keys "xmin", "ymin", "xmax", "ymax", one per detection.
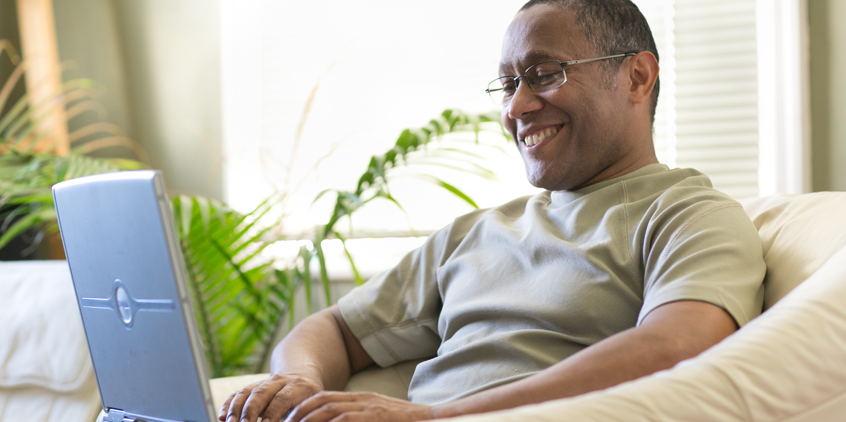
[{"xmin": 519, "ymin": 0, "xmax": 660, "ymax": 122}]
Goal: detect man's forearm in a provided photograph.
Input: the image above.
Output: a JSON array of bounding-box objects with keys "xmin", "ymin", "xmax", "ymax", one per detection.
[
  {"xmin": 432, "ymin": 300, "xmax": 736, "ymax": 419},
  {"xmin": 432, "ymin": 324, "xmax": 676, "ymax": 417},
  {"xmin": 269, "ymin": 306, "xmax": 357, "ymax": 391}
]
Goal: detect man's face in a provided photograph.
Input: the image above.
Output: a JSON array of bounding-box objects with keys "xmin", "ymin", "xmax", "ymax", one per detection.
[{"xmin": 500, "ymin": 5, "xmax": 631, "ymax": 191}]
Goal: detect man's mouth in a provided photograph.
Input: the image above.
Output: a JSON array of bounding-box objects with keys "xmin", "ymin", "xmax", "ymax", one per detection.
[{"xmin": 521, "ymin": 126, "xmax": 559, "ymax": 147}]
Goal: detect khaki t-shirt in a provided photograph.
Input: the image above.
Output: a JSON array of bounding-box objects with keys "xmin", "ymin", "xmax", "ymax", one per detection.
[{"xmin": 338, "ymin": 164, "xmax": 766, "ymax": 405}]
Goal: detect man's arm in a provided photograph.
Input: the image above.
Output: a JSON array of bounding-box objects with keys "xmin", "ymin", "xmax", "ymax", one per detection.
[
  {"xmin": 432, "ymin": 299, "xmax": 736, "ymax": 418},
  {"xmin": 219, "ymin": 305, "xmax": 374, "ymax": 422},
  {"xmin": 284, "ymin": 300, "xmax": 736, "ymax": 422}
]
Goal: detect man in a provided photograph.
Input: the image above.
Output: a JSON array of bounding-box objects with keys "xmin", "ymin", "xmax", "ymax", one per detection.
[{"xmin": 221, "ymin": 1, "xmax": 765, "ymax": 421}]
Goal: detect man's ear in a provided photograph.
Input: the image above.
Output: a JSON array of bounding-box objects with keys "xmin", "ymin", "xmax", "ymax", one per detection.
[{"xmin": 628, "ymin": 52, "xmax": 659, "ymax": 105}]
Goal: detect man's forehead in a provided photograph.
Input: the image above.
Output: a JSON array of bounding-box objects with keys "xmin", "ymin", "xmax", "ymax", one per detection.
[{"xmin": 499, "ymin": 5, "xmax": 590, "ymax": 73}]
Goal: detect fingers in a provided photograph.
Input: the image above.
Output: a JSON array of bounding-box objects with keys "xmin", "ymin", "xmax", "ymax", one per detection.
[
  {"xmin": 225, "ymin": 384, "xmax": 259, "ymax": 422},
  {"xmin": 285, "ymin": 392, "xmax": 357, "ymax": 422},
  {"xmin": 284, "ymin": 392, "xmax": 433, "ymax": 422},
  {"xmin": 221, "ymin": 375, "xmax": 324, "ymax": 422},
  {"xmin": 241, "ymin": 379, "xmax": 294, "ymax": 422},
  {"xmin": 218, "ymin": 393, "xmax": 235, "ymax": 421},
  {"xmin": 261, "ymin": 386, "xmax": 309, "ymax": 422},
  {"xmin": 299, "ymin": 402, "xmax": 364, "ymax": 422}
]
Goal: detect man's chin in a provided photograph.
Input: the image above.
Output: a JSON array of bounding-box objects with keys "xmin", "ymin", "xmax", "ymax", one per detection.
[
  {"xmin": 524, "ymin": 168, "xmax": 585, "ymax": 192},
  {"xmin": 526, "ymin": 173, "xmax": 563, "ymax": 191}
]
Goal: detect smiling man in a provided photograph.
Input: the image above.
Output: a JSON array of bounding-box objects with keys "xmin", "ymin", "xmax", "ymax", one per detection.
[{"xmin": 221, "ymin": 1, "xmax": 766, "ymax": 421}]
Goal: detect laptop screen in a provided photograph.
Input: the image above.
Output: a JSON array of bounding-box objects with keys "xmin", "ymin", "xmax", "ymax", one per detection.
[{"xmin": 54, "ymin": 170, "xmax": 215, "ymax": 422}]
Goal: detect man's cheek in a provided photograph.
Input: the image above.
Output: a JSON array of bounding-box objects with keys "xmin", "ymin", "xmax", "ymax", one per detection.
[{"xmin": 502, "ymin": 112, "xmax": 516, "ymax": 141}]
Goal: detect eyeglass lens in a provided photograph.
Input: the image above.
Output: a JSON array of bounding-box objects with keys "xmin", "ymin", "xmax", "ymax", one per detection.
[{"xmin": 487, "ymin": 61, "xmax": 567, "ymax": 106}]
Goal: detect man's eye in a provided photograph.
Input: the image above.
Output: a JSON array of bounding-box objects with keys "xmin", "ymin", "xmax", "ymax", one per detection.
[
  {"xmin": 501, "ymin": 80, "xmax": 517, "ymax": 94},
  {"xmin": 535, "ymin": 71, "xmax": 562, "ymax": 85}
]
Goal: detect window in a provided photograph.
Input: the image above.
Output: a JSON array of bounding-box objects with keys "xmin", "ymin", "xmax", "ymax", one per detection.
[{"xmin": 221, "ymin": 0, "xmax": 536, "ymax": 239}]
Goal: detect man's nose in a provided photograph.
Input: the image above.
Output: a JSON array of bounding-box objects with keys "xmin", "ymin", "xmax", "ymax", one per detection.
[{"xmin": 506, "ymin": 81, "xmax": 543, "ymax": 120}]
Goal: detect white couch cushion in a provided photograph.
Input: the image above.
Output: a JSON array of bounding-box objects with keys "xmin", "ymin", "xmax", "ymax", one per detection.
[
  {"xmin": 2, "ymin": 377, "xmax": 101, "ymax": 422},
  {"xmin": 741, "ymin": 192, "xmax": 846, "ymax": 309},
  {"xmin": 0, "ymin": 260, "xmax": 94, "ymax": 392}
]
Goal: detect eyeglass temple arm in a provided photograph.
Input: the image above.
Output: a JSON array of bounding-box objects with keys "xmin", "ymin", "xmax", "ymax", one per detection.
[{"xmin": 560, "ymin": 52, "xmax": 638, "ymax": 67}]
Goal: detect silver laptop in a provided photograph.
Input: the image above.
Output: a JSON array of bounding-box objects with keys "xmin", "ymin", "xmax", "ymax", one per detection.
[{"xmin": 53, "ymin": 170, "xmax": 216, "ymax": 422}]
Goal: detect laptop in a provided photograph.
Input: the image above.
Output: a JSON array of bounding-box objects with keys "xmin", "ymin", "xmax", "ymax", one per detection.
[{"xmin": 53, "ymin": 170, "xmax": 217, "ymax": 422}]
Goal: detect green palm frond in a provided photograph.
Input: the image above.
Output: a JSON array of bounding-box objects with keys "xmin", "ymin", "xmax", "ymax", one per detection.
[
  {"xmin": 172, "ymin": 195, "xmax": 302, "ymax": 377},
  {"xmin": 314, "ymin": 108, "xmax": 504, "ymax": 290},
  {"xmin": 321, "ymin": 109, "xmax": 502, "ymax": 233},
  {"xmin": 0, "ymin": 153, "xmax": 144, "ymax": 251}
]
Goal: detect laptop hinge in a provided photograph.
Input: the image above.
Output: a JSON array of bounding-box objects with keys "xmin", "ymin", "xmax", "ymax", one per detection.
[{"xmin": 102, "ymin": 408, "xmax": 135, "ymax": 422}]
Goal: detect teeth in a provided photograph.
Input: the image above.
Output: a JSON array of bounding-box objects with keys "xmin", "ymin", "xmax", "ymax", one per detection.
[{"xmin": 522, "ymin": 127, "xmax": 559, "ymax": 147}]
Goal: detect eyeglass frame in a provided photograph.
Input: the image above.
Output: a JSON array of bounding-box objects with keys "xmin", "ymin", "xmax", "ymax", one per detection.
[{"xmin": 486, "ymin": 52, "xmax": 638, "ymax": 106}]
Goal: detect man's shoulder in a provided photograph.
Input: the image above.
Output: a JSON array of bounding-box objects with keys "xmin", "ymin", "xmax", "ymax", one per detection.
[{"xmin": 620, "ymin": 165, "xmax": 739, "ymax": 212}]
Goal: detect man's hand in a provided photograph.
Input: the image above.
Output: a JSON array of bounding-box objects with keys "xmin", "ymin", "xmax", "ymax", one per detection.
[
  {"xmin": 219, "ymin": 306, "xmax": 376, "ymax": 422},
  {"xmin": 219, "ymin": 373, "xmax": 323, "ymax": 422},
  {"xmin": 284, "ymin": 391, "xmax": 434, "ymax": 422}
]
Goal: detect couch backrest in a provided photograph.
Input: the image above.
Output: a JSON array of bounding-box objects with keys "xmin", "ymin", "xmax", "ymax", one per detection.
[{"xmin": 741, "ymin": 192, "xmax": 846, "ymax": 310}]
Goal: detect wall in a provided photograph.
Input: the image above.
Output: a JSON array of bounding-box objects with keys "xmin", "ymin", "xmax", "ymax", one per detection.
[
  {"xmin": 0, "ymin": 0, "xmax": 25, "ymax": 117},
  {"xmin": 52, "ymin": 0, "xmax": 223, "ymax": 200},
  {"xmin": 809, "ymin": 0, "xmax": 846, "ymax": 192},
  {"xmin": 52, "ymin": 0, "xmax": 134, "ymax": 158}
]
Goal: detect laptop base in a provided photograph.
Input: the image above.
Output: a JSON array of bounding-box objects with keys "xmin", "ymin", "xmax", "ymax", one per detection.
[{"xmin": 100, "ymin": 407, "xmax": 188, "ymax": 422}]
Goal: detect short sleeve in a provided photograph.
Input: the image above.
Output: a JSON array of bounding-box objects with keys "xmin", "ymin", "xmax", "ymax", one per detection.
[
  {"xmin": 337, "ymin": 211, "xmax": 482, "ymax": 367},
  {"xmin": 639, "ymin": 203, "xmax": 766, "ymax": 327}
]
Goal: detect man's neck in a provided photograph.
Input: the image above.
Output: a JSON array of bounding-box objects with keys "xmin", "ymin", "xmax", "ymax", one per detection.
[{"xmin": 569, "ymin": 153, "xmax": 660, "ymax": 192}]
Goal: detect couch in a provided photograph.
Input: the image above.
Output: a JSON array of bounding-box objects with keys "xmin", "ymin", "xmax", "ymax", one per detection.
[
  {"xmin": 2, "ymin": 192, "xmax": 845, "ymax": 422},
  {"xmin": 0, "ymin": 260, "xmax": 101, "ymax": 422}
]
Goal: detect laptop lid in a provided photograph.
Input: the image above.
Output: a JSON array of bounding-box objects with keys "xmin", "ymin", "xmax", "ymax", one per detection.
[{"xmin": 53, "ymin": 170, "xmax": 216, "ymax": 422}]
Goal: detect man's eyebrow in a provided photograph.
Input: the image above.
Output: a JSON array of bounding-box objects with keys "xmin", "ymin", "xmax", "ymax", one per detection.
[{"xmin": 499, "ymin": 50, "xmax": 566, "ymax": 74}]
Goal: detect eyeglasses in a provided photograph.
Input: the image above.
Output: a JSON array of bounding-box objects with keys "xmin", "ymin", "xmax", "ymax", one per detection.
[{"xmin": 486, "ymin": 52, "xmax": 637, "ymax": 106}]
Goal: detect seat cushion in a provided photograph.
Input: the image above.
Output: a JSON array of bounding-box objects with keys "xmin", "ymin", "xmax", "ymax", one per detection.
[
  {"xmin": 740, "ymin": 192, "xmax": 846, "ymax": 309},
  {"xmin": 0, "ymin": 260, "xmax": 102, "ymax": 422},
  {"xmin": 0, "ymin": 260, "xmax": 94, "ymax": 392}
]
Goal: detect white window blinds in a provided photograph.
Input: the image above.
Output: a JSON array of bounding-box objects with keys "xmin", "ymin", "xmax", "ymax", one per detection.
[
  {"xmin": 673, "ymin": 0, "xmax": 761, "ymax": 199},
  {"xmin": 638, "ymin": 0, "xmax": 761, "ymax": 199}
]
